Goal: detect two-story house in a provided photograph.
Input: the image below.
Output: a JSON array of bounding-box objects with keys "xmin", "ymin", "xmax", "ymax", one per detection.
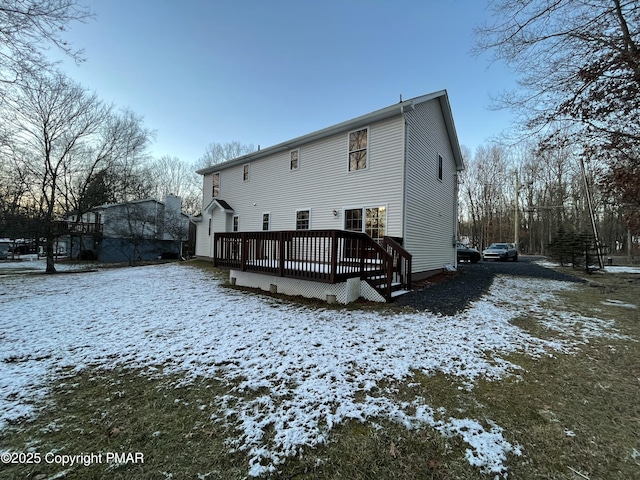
[
  {"xmin": 61, "ymin": 194, "xmax": 193, "ymax": 263},
  {"xmin": 195, "ymin": 90, "xmax": 464, "ymax": 303}
]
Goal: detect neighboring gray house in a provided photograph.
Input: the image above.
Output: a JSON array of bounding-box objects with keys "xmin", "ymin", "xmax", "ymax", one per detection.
[
  {"xmin": 63, "ymin": 194, "xmax": 192, "ymax": 262},
  {"xmin": 195, "ymin": 91, "xmax": 464, "ymax": 302}
]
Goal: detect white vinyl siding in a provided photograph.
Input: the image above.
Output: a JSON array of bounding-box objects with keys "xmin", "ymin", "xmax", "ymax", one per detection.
[
  {"xmin": 197, "ymin": 116, "xmax": 405, "ymax": 236},
  {"xmin": 194, "ymin": 95, "xmax": 462, "ymax": 274},
  {"xmin": 403, "ymin": 100, "xmax": 458, "ymax": 272},
  {"xmin": 195, "ymin": 216, "xmax": 211, "ymax": 257}
]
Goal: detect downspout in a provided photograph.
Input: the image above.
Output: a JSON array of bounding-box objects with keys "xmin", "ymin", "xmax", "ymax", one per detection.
[{"xmin": 454, "ymin": 171, "xmax": 459, "ymax": 267}]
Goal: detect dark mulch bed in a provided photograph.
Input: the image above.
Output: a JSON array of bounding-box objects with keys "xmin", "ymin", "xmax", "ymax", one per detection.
[{"xmin": 394, "ymin": 256, "xmax": 585, "ymax": 316}]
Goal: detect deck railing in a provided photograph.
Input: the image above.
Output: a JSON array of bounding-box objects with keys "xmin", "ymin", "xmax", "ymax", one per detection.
[
  {"xmin": 214, "ymin": 229, "xmax": 412, "ymax": 301},
  {"xmin": 51, "ymin": 221, "xmax": 103, "ymax": 236}
]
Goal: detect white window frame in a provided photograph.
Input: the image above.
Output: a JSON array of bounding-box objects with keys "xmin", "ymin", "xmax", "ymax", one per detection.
[
  {"xmin": 343, "ymin": 207, "xmax": 364, "ymax": 232},
  {"xmin": 243, "ymin": 164, "xmax": 250, "ymax": 182},
  {"xmin": 343, "ymin": 204, "xmax": 388, "ymax": 240},
  {"xmin": 289, "ymin": 149, "xmax": 299, "ymax": 171},
  {"xmin": 347, "ymin": 127, "xmax": 369, "ymax": 172},
  {"xmin": 295, "ymin": 208, "xmax": 311, "ymax": 230},
  {"xmin": 232, "ymin": 215, "xmax": 239, "ymax": 232},
  {"xmin": 262, "ymin": 212, "xmax": 271, "ymax": 231}
]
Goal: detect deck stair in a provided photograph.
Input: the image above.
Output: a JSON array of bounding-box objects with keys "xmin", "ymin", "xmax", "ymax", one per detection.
[{"xmin": 365, "ymin": 271, "xmax": 410, "ymax": 300}]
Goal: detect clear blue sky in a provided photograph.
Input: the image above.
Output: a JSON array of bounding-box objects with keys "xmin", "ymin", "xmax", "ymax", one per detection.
[{"xmin": 54, "ymin": 0, "xmax": 514, "ymax": 164}]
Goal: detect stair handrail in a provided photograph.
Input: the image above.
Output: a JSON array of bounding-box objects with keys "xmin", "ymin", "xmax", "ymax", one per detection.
[{"xmin": 383, "ymin": 236, "xmax": 412, "ymax": 291}]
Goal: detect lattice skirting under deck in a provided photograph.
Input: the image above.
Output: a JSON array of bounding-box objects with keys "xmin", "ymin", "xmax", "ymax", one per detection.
[{"xmin": 229, "ymin": 270, "xmax": 385, "ymax": 304}]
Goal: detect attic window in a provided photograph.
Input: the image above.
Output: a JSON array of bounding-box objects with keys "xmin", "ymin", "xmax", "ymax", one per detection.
[
  {"xmin": 290, "ymin": 150, "xmax": 299, "ymax": 170},
  {"xmin": 212, "ymin": 172, "xmax": 220, "ymax": 198},
  {"xmin": 348, "ymin": 128, "xmax": 368, "ymax": 171}
]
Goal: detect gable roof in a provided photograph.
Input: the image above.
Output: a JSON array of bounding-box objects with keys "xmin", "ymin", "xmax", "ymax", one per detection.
[
  {"xmin": 203, "ymin": 198, "xmax": 234, "ymax": 214},
  {"xmin": 197, "ymin": 90, "xmax": 464, "ymax": 175}
]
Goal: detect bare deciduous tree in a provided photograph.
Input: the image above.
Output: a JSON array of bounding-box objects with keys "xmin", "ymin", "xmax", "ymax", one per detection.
[
  {"xmin": 0, "ymin": 0, "xmax": 91, "ymax": 87},
  {"xmin": 197, "ymin": 141, "xmax": 255, "ymax": 169},
  {"xmin": 475, "ymin": 0, "xmax": 640, "ymax": 239},
  {"xmin": 149, "ymin": 155, "xmax": 201, "ymax": 214},
  {"xmin": 6, "ymin": 73, "xmax": 107, "ymax": 271},
  {"xmin": 4, "ymin": 73, "xmax": 153, "ymax": 272},
  {"xmin": 476, "ymin": 0, "xmax": 640, "ymax": 140}
]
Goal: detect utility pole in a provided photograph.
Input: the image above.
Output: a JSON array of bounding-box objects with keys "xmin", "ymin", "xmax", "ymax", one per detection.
[
  {"xmin": 579, "ymin": 158, "xmax": 604, "ymax": 269},
  {"xmin": 514, "ymin": 171, "xmax": 519, "ymax": 250}
]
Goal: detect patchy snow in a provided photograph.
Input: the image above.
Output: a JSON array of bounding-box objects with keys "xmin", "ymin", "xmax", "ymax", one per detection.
[
  {"xmin": 0, "ymin": 256, "xmax": 98, "ymax": 274},
  {"xmin": 0, "ymin": 263, "xmax": 627, "ymax": 476},
  {"xmin": 604, "ymin": 265, "xmax": 640, "ymax": 274},
  {"xmin": 536, "ymin": 259, "xmax": 640, "ymax": 275},
  {"xmin": 601, "ymin": 299, "xmax": 638, "ymax": 309}
]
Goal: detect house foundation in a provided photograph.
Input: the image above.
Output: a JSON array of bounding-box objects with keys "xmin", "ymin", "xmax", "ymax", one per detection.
[{"xmin": 230, "ymin": 269, "xmax": 385, "ymax": 304}]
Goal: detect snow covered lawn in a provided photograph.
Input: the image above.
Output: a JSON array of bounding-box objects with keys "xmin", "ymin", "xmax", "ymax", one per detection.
[{"xmin": 0, "ymin": 263, "xmax": 628, "ymax": 477}]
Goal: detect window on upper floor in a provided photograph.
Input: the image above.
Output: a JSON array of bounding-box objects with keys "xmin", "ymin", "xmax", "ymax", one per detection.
[
  {"xmin": 212, "ymin": 172, "xmax": 220, "ymax": 198},
  {"xmin": 438, "ymin": 155, "xmax": 443, "ymax": 181},
  {"xmin": 290, "ymin": 149, "xmax": 299, "ymax": 170},
  {"xmin": 348, "ymin": 128, "xmax": 368, "ymax": 171},
  {"xmin": 296, "ymin": 209, "xmax": 310, "ymax": 230},
  {"xmin": 233, "ymin": 215, "xmax": 239, "ymax": 232},
  {"xmin": 243, "ymin": 164, "xmax": 250, "ymax": 182},
  {"xmin": 262, "ymin": 213, "xmax": 270, "ymax": 231}
]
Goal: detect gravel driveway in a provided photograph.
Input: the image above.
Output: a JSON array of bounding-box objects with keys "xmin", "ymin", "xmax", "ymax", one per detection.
[{"xmin": 394, "ymin": 255, "xmax": 585, "ymax": 315}]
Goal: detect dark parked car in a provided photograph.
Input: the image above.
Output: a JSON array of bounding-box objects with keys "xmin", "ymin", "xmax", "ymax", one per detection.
[
  {"xmin": 456, "ymin": 242, "xmax": 481, "ymax": 263},
  {"xmin": 482, "ymin": 243, "xmax": 518, "ymax": 261},
  {"xmin": 78, "ymin": 250, "xmax": 96, "ymax": 260}
]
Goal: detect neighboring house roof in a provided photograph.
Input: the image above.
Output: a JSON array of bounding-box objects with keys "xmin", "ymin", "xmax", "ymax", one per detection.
[
  {"xmin": 64, "ymin": 197, "xmax": 193, "ymax": 221},
  {"xmin": 203, "ymin": 198, "xmax": 235, "ymax": 214},
  {"xmin": 93, "ymin": 198, "xmax": 159, "ymax": 211},
  {"xmin": 196, "ymin": 90, "xmax": 464, "ymax": 175}
]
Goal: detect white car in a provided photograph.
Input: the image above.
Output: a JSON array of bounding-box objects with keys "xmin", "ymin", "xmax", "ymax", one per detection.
[{"xmin": 482, "ymin": 243, "xmax": 518, "ymax": 261}]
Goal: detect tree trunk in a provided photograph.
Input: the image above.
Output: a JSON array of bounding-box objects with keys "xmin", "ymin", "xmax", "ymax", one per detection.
[{"xmin": 45, "ymin": 231, "xmax": 56, "ymax": 273}]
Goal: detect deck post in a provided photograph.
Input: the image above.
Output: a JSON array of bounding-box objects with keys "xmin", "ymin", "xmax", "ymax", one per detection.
[
  {"xmin": 359, "ymin": 236, "xmax": 366, "ymax": 279},
  {"xmin": 278, "ymin": 231, "xmax": 285, "ymax": 277},
  {"xmin": 241, "ymin": 232, "xmax": 247, "ymax": 272},
  {"xmin": 386, "ymin": 259, "xmax": 393, "ymax": 301},
  {"xmin": 329, "ymin": 230, "xmax": 338, "ymax": 283}
]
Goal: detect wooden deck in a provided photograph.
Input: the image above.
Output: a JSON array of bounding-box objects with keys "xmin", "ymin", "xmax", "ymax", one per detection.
[
  {"xmin": 52, "ymin": 221, "xmax": 103, "ymax": 236},
  {"xmin": 214, "ymin": 229, "xmax": 411, "ymax": 301}
]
